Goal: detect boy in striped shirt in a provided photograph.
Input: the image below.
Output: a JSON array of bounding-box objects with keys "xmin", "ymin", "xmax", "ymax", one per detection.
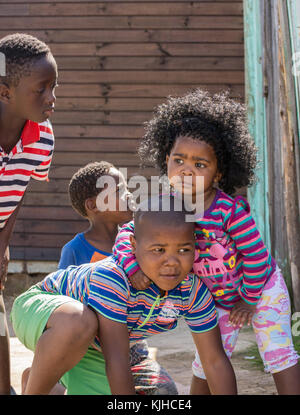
[
  {"xmin": 10, "ymin": 196, "xmax": 237, "ymax": 395},
  {"xmin": 0, "ymin": 33, "xmax": 58, "ymax": 394}
]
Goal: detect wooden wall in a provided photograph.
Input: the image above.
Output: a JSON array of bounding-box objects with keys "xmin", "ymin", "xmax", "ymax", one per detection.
[{"xmin": 0, "ymin": 0, "xmax": 244, "ymax": 262}]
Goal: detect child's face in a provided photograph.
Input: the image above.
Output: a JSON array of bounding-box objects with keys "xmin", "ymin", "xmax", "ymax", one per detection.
[
  {"xmin": 8, "ymin": 53, "xmax": 58, "ymax": 123},
  {"xmin": 130, "ymin": 218, "xmax": 195, "ymax": 292},
  {"xmin": 166, "ymin": 135, "xmax": 220, "ymax": 197},
  {"xmin": 95, "ymin": 168, "xmax": 133, "ymax": 224}
]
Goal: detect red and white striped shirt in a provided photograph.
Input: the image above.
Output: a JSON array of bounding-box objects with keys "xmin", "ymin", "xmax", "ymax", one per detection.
[{"xmin": 0, "ymin": 119, "xmax": 54, "ymax": 229}]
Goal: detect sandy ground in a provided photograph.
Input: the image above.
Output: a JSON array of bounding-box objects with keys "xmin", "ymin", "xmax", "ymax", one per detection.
[{"xmin": 3, "ymin": 275, "xmax": 277, "ymax": 395}]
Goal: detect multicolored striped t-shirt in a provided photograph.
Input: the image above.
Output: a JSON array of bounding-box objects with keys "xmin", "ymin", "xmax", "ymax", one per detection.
[
  {"xmin": 39, "ymin": 255, "xmax": 217, "ymax": 348},
  {"xmin": 113, "ymin": 190, "xmax": 276, "ymax": 310}
]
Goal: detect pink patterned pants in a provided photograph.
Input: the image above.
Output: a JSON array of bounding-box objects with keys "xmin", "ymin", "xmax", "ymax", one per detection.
[{"xmin": 192, "ymin": 267, "xmax": 299, "ymax": 378}]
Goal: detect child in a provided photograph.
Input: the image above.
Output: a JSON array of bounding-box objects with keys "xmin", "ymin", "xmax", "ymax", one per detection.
[
  {"xmin": 59, "ymin": 161, "xmax": 133, "ymax": 268},
  {"xmin": 0, "ymin": 33, "xmax": 58, "ymax": 394},
  {"xmin": 113, "ymin": 89, "xmax": 300, "ymax": 395},
  {"xmin": 36, "ymin": 161, "xmax": 177, "ymax": 395},
  {"xmin": 10, "ymin": 195, "xmax": 237, "ymax": 395}
]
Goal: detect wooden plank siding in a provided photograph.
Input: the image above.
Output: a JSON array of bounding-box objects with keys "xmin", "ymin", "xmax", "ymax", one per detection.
[{"xmin": 0, "ymin": 0, "xmax": 245, "ymax": 262}]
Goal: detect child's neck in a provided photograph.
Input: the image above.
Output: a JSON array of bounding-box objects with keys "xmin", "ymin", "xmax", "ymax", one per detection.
[
  {"xmin": 0, "ymin": 105, "xmax": 26, "ymax": 153},
  {"xmin": 84, "ymin": 221, "xmax": 119, "ymax": 254}
]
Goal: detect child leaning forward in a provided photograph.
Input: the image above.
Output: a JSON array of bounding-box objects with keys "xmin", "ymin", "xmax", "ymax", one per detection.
[{"xmin": 11, "ymin": 195, "xmax": 237, "ymax": 395}]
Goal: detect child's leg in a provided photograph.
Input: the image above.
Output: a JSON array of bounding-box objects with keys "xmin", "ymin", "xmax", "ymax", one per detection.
[
  {"xmin": 11, "ymin": 285, "xmax": 98, "ymax": 394},
  {"xmin": 190, "ymin": 306, "xmax": 240, "ymax": 394},
  {"xmin": 0, "ymin": 294, "xmax": 10, "ymax": 394},
  {"xmin": 24, "ymin": 301, "xmax": 98, "ymax": 394},
  {"xmin": 21, "ymin": 367, "xmax": 66, "ymax": 395},
  {"xmin": 252, "ymin": 267, "xmax": 300, "ymax": 394}
]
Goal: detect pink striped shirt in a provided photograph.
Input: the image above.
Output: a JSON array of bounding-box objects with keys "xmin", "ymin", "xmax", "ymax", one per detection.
[{"xmin": 113, "ymin": 190, "xmax": 276, "ymax": 309}]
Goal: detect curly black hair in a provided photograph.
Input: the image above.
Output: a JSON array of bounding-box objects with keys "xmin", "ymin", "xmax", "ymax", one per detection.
[
  {"xmin": 69, "ymin": 161, "xmax": 114, "ymax": 217},
  {"xmin": 0, "ymin": 33, "xmax": 51, "ymax": 86},
  {"xmin": 138, "ymin": 89, "xmax": 258, "ymax": 195}
]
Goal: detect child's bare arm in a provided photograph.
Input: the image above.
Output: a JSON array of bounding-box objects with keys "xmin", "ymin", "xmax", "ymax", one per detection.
[
  {"xmin": 191, "ymin": 326, "xmax": 237, "ymax": 395},
  {"xmin": 97, "ymin": 312, "xmax": 135, "ymax": 395},
  {"xmin": 0, "ymin": 196, "xmax": 24, "ymax": 290}
]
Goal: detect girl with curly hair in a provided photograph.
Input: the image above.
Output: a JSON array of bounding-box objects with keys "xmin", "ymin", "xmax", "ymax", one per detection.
[{"xmin": 113, "ymin": 88, "xmax": 300, "ymax": 395}]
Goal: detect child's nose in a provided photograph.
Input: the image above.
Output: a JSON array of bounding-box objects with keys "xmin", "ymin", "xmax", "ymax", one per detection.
[
  {"xmin": 181, "ymin": 166, "xmax": 193, "ymax": 176},
  {"xmin": 47, "ymin": 89, "xmax": 56, "ymax": 104},
  {"xmin": 164, "ymin": 255, "xmax": 179, "ymax": 266}
]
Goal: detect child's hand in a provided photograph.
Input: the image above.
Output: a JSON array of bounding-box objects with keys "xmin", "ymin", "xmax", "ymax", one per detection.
[
  {"xmin": 129, "ymin": 270, "xmax": 151, "ymax": 290},
  {"xmin": 229, "ymin": 299, "xmax": 256, "ymax": 328}
]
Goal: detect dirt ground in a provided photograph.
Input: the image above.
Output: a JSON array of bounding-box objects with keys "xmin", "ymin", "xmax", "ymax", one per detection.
[{"xmin": 4, "ymin": 274, "xmax": 277, "ymax": 395}]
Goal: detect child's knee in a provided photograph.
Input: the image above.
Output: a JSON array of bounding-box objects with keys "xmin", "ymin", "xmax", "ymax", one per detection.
[{"xmin": 47, "ymin": 302, "xmax": 98, "ymax": 344}]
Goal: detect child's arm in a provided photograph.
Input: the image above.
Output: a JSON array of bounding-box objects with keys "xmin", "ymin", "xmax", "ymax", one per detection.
[
  {"xmin": 224, "ymin": 197, "xmax": 273, "ymax": 307},
  {"xmin": 96, "ymin": 312, "xmax": 135, "ymax": 394},
  {"xmin": 191, "ymin": 326, "xmax": 237, "ymax": 394},
  {"xmin": 113, "ymin": 221, "xmax": 151, "ymax": 289},
  {"xmin": 0, "ymin": 196, "xmax": 24, "ymax": 290}
]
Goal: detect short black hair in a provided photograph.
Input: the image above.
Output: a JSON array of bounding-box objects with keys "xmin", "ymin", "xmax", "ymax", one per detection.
[
  {"xmin": 0, "ymin": 33, "xmax": 51, "ymax": 86},
  {"xmin": 138, "ymin": 89, "xmax": 258, "ymax": 195},
  {"xmin": 133, "ymin": 194, "xmax": 195, "ymax": 240},
  {"xmin": 69, "ymin": 161, "xmax": 114, "ymax": 217}
]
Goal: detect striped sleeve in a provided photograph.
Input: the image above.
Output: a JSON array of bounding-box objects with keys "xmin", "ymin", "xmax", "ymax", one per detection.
[
  {"xmin": 112, "ymin": 220, "xmax": 140, "ymax": 277},
  {"xmin": 224, "ymin": 197, "xmax": 272, "ymax": 305},
  {"xmin": 88, "ymin": 265, "xmax": 130, "ymax": 323},
  {"xmin": 184, "ymin": 277, "xmax": 218, "ymax": 333},
  {"xmin": 31, "ymin": 121, "xmax": 54, "ymax": 181}
]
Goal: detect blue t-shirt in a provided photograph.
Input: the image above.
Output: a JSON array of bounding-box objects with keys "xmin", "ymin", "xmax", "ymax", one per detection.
[
  {"xmin": 58, "ymin": 232, "xmax": 110, "ymax": 269},
  {"xmin": 41, "ymin": 256, "xmax": 218, "ymax": 347}
]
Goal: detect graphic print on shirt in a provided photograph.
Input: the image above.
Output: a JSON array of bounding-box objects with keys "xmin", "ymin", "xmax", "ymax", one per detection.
[
  {"xmin": 193, "ymin": 228, "xmax": 240, "ymax": 295},
  {"xmin": 156, "ymin": 300, "xmax": 180, "ymax": 324}
]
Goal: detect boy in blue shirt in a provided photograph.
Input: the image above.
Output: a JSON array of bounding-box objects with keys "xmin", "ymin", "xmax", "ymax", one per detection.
[
  {"xmin": 11, "ymin": 195, "xmax": 237, "ymax": 395},
  {"xmin": 0, "ymin": 33, "xmax": 58, "ymax": 394},
  {"xmin": 58, "ymin": 161, "xmax": 132, "ymax": 268}
]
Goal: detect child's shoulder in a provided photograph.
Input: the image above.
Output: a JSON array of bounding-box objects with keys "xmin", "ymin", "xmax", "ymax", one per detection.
[
  {"xmin": 91, "ymin": 256, "xmax": 130, "ymax": 290},
  {"xmin": 215, "ymin": 189, "xmax": 250, "ymax": 215},
  {"xmin": 62, "ymin": 232, "xmax": 85, "ymax": 250},
  {"xmin": 38, "ymin": 119, "xmax": 54, "ymax": 139}
]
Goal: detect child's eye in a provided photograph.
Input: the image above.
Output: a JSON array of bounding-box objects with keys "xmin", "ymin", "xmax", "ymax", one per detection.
[
  {"xmin": 36, "ymin": 88, "xmax": 45, "ymax": 94},
  {"xmin": 174, "ymin": 158, "xmax": 183, "ymax": 165},
  {"xmin": 178, "ymin": 248, "xmax": 191, "ymax": 253},
  {"xmin": 195, "ymin": 162, "xmax": 206, "ymax": 169},
  {"xmin": 152, "ymin": 247, "xmax": 164, "ymax": 253}
]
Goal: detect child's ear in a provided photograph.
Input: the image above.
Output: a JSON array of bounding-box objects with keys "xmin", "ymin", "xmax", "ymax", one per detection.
[
  {"xmin": 214, "ymin": 172, "xmax": 222, "ymax": 184},
  {"xmin": 166, "ymin": 154, "xmax": 169, "ymax": 165},
  {"xmin": 0, "ymin": 82, "xmax": 11, "ymax": 104},
  {"xmin": 129, "ymin": 234, "xmax": 137, "ymax": 254},
  {"xmin": 85, "ymin": 197, "xmax": 97, "ymax": 213}
]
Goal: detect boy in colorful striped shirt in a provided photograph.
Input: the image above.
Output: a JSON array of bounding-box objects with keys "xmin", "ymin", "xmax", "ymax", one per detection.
[
  {"xmin": 0, "ymin": 33, "xmax": 57, "ymax": 394},
  {"xmin": 113, "ymin": 89, "xmax": 300, "ymax": 394},
  {"xmin": 10, "ymin": 195, "xmax": 237, "ymax": 395}
]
